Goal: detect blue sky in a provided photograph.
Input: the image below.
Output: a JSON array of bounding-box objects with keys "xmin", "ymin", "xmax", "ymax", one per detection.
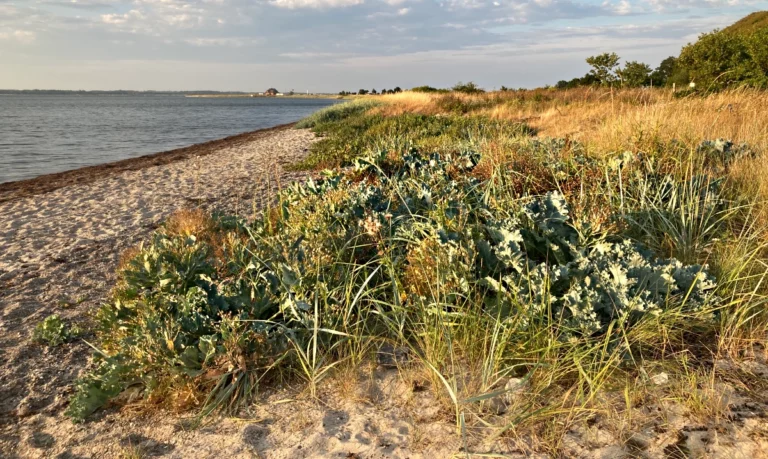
[{"xmin": 1, "ymin": 0, "xmax": 765, "ymax": 91}]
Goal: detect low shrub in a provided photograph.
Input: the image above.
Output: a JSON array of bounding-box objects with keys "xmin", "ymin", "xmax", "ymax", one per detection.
[
  {"xmin": 294, "ymin": 99, "xmax": 381, "ymax": 129},
  {"xmin": 34, "ymin": 314, "xmax": 78, "ymax": 346},
  {"xmin": 294, "ymin": 105, "xmax": 533, "ymax": 170},
  {"xmin": 451, "ymin": 81, "xmax": 485, "ymax": 94}
]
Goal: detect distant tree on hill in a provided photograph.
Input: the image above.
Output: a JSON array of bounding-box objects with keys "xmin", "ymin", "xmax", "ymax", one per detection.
[
  {"xmin": 412, "ymin": 85, "xmax": 440, "ymax": 93},
  {"xmin": 678, "ymin": 30, "xmax": 758, "ymax": 90},
  {"xmin": 394, "ymin": 86, "xmax": 402, "ymax": 93},
  {"xmin": 747, "ymin": 28, "xmax": 768, "ymax": 75},
  {"xmin": 618, "ymin": 61, "xmax": 652, "ymax": 87},
  {"xmin": 452, "ymin": 81, "xmax": 484, "ymax": 94},
  {"xmin": 586, "ymin": 52, "xmax": 620, "ymax": 86},
  {"xmin": 649, "ymin": 56, "xmax": 677, "ymax": 86}
]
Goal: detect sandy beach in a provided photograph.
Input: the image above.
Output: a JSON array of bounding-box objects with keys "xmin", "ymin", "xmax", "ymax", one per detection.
[
  {"xmin": 0, "ymin": 125, "xmax": 323, "ymax": 457},
  {"xmin": 0, "ymin": 125, "xmax": 463, "ymax": 458}
]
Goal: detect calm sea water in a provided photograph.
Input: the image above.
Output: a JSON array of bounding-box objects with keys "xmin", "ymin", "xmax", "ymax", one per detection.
[{"xmin": 0, "ymin": 95, "xmax": 341, "ymax": 184}]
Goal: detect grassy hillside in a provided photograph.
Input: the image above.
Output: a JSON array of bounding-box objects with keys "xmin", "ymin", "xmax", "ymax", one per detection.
[{"xmin": 723, "ymin": 10, "xmax": 768, "ymax": 35}]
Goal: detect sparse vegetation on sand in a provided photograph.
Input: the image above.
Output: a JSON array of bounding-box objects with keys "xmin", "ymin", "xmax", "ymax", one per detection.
[{"xmin": 67, "ymin": 87, "xmax": 768, "ymax": 454}]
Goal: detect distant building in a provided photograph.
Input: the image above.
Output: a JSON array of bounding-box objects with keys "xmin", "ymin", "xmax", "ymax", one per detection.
[{"xmin": 264, "ymin": 88, "xmax": 279, "ymax": 96}]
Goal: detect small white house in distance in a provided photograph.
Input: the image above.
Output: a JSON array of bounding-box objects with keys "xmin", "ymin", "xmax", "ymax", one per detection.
[{"xmin": 276, "ymin": 93, "xmax": 284, "ymax": 96}]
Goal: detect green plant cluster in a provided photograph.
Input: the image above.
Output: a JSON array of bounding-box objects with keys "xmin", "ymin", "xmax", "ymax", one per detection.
[
  {"xmin": 68, "ymin": 133, "xmax": 723, "ymax": 421},
  {"xmin": 678, "ymin": 26, "xmax": 768, "ymax": 90},
  {"xmin": 478, "ymin": 193, "xmax": 717, "ymax": 336},
  {"xmin": 294, "ymin": 111, "xmax": 532, "ymax": 170},
  {"xmin": 33, "ymin": 314, "xmax": 79, "ymax": 346},
  {"xmin": 294, "ymin": 99, "xmax": 381, "ymax": 129}
]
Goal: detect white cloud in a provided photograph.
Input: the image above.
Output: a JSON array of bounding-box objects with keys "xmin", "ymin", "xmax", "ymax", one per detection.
[
  {"xmin": 642, "ymin": 0, "xmax": 745, "ymax": 10},
  {"xmin": 0, "ymin": 30, "xmax": 36, "ymax": 44},
  {"xmin": 605, "ymin": 0, "xmax": 632, "ymax": 14},
  {"xmin": 101, "ymin": 10, "xmax": 146, "ymax": 25},
  {"xmin": 367, "ymin": 6, "xmax": 410, "ymax": 17},
  {"xmin": 279, "ymin": 51, "xmax": 354, "ymax": 58},
  {"xmin": 270, "ymin": 0, "xmax": 364, "ymax": 8},
  {"xmin": 184, "ymin": 37, "xmax": 262, "ymax": 46}
]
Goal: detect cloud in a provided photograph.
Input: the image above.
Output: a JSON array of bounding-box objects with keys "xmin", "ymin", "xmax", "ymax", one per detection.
[
  {"xmin": 40, "ymin": 0, "xmax": 120, "ymax": 9},
  {"xmin": 184, "ymin": 37, "xmax": 263, "ymax": 46},
  {"xmin": 0, "ymin": 0, "xmax": 763, "ymax": 90},
  {"xmin": 101, "ymin": 10, "xmax": 146, "ymax": 25},
  {"xmin": 0, "ymin": 30, "xmax": 36, "ymax": 43},
  {"xmin": 270, "ymin": 0, "xmax": 364, "ymax": 8},
  {"xmin": 367, "ymin": 6, "xmax": 410, "ymax": 17},
  {"xmin": 642, "ymin": 0, "xmax": 745, "ymax": 10}
]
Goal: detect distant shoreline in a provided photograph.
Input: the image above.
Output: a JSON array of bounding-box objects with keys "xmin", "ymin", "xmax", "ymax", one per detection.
[
  {"xmin": 0, "ymin": 90, "xmax": 345, "ymax": 98},
  {"xmin": 185, "ymin": 94, "xmax": 345, "ymax": 99}
]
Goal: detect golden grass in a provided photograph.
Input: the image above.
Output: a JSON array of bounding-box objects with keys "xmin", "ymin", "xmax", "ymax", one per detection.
[
  {"xmin": 164, "ymin": 208, "xmax": 214, "ymax": 238},
  {"xmin": 377, "ymin": 88, "xmax": 768, "ymax": 154}
]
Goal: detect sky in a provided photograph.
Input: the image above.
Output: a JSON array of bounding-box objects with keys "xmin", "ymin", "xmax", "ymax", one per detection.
[{"xmin": 0, "ymin": 0, "xmax": 766, "ymax": 91}]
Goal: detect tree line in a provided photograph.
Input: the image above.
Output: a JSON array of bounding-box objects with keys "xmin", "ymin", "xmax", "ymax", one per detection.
[
  {"xmin": 556, "ymin": 17, "xmax": 768, "ymax": 90},
  {"xmin": 339, "ymin": 87, "xmax": 403, "ymax": 96},
  {"xmin": 556, "ymin": 53, "xmax": 684, "ymax": 89}
]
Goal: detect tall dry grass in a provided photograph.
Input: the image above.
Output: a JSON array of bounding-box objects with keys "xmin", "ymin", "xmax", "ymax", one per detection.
[
  {"xmin": 378, "ymin": 88, "xmax": 768, "ymax": 153},
  {"xmin": 378, "ymin": 87, "xmax": 768, "ymax": 225}
]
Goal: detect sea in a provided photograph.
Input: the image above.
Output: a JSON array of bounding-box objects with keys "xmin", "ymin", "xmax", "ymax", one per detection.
[{"xmin": 0, "ymin": 94, "xmax": 341, "ymax": 184}]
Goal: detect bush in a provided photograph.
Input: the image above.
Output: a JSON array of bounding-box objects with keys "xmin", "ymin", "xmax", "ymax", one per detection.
[
  {"xmin": 451, "ymin": 81, "xmax": 485, "ymax": 94},
  {"xmin": 34, "ymin": 314, "xmax": 78, "ymax": 346},
  {"xmin": 293, "ymin": 107, "xmax": 532, "ymax": 170},
  {"xmin": 677, "ymin": 28, "xmax": 768, "ymax": 90},
  {"xmin": 294, "ymin": 99, "xmax": 381, "ymax": 129},
  {"xmin": 411, "ymin": 85, "xmax": 445, "ymax": 93}
]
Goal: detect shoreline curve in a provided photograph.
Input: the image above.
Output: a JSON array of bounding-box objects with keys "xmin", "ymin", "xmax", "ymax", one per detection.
[{"xmin": 0, "ymin": 122, "xmax": 296, "ymax": 203}]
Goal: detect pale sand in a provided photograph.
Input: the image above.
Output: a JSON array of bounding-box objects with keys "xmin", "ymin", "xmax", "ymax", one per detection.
[
  {"xmin": 0, "ymin": 126, "xmax": 461, "ymax": 458},
  {"xmin": 1, "ymin": 127, "xmax": 768, "ymax": 458}
]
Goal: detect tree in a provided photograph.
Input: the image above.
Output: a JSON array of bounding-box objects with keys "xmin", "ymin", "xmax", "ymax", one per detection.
[
  {"xmin": 586, "ymin": 52, "xmax": 620, "ymax": 86},
  {"xmin": 394, "ymin": 86, "xmax": 402, "ymax": 93},
  {"xmin": 357, "ymin": 89, "xmax": 369, "ymax": 95},
  {"xmin": 371, "ymin": 88, "xmax": 377, "ymax": 95},
  {"xmin": 677, "ymin": 30, "xmax": 753, "ymax": 90},
  {"xmin": 618, "ymin": 61, "xmax": 652, "ymax": 87},
  {"xmin": 745, "ymin": 27, "xmax": 768, "ymax": 78},
  {"xmin": 412, "ymin": 85, "xmax": 439, "ymax": 93},
  {"xmin": 451, "ymin": 81, "xmax": 484, "ymax": 94},
  {"xmin": 650, "ymin": 56, "xmax": 677, "ymax": 86}
]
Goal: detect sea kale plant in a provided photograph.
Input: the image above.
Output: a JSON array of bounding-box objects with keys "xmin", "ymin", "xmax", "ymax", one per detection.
[{"xmin": 68, "ymin": 136, "xmax": 722, "ymax": 421}]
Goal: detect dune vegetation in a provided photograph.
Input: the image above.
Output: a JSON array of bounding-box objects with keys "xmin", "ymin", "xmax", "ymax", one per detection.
[{"xmin": 59, "ymin": 86, "xmax": 768, "ymax": 453}]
